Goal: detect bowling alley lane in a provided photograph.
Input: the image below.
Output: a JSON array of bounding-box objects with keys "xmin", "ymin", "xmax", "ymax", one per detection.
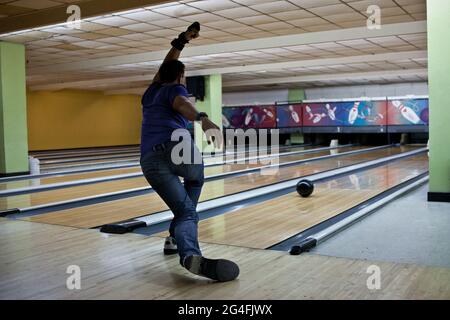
[
  {"xmin": 164, "ymin": 153, "xmax": 428, "ymax": 250},
  {"xmin": 29, "ymin": 146, "xmax": 140, "ymax": 158},
  {"xmin": 0, "ymin": 167, "xmax": 141, "ymax": 191},
  {"xmin": 33, "ymin": 149, "xmax": 140, "ymax": 161},
  {"xmin": 38, "ymin": 144, "xmax": 308, "ymax": 171},
  {"xmin": 0, "ymin": 145, "xmax": 364, "ymax": 211},
  {"xmin": 0, "ymin": 143, "xmax": 313, "ymax": 191},
  {"xmin": 39, "ymin": 154, "xmax": 140, "ymax": 169},
  {"xmin": 19, "ymin": 146, "xmax": 418, "ymax": 229}
]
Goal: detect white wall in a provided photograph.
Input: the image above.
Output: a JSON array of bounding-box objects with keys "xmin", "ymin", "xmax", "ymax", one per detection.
[
  {"xmin": 304, "ymin": 82, "xmax": 428, "ymax": 100},
  {"xmin": 223, "ymin": 89, "xmax": 288, "ymax": 106}
]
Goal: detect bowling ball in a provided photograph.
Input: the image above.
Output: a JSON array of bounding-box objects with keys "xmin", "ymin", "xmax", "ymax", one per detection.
[{"xmin": 296, "ymin": 179, "xmax": 314, "ymax": 198}]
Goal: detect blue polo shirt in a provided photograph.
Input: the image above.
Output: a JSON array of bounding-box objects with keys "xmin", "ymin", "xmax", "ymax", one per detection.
[{"xmin": 140, "ymin": 82, "xmax": 190, "ymax": 157}]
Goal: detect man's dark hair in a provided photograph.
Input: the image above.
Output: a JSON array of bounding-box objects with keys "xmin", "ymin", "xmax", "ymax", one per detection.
[{"xmin": 159, "ymin": 60, "xmax": 185, "ymax": 83}]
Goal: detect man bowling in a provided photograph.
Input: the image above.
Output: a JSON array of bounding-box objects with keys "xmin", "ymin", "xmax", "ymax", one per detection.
[{"xmin": 140, "ymin": 22, "xmax": 240, "ymax": 282}]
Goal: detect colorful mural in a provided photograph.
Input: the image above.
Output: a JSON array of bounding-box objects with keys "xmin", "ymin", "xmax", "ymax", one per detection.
[
  {"xmin": 387, "ymin": 99, "xmax": 429, "ymax": 125},
  {"xmin": 277, "ymin": 104, "xmax": 302, "ymax": 128},
  {"xmin": 302, "ymin": 101, "xmax": 387, "ymax": 126},
  {"xmin": 222, "ymin": 98, "xmax": 428, "ymax": 130},
  {"xmin": 222, "ymin": 105, "xmax": 277, "ymax": 129}
]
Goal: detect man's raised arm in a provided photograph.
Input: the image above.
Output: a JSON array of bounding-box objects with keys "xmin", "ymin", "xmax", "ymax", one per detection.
[{"xmin": 152, "ymin": 22, "xmax": 200, "ymax": 84}]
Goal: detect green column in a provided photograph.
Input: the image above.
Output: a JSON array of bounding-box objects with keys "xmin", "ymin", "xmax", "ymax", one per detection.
[
  {"xmin": 288, "ymin": 88, "xmax": 305, "ymax": 102},
  {"xmin": 194, "ymin": 74, "xmax": 222, "ymax": 153},
  {"xmin": 288, "ymin": 88, "xmax": 305, "ymax": 145},
  {"xmin": 0, "ymin": 42, "xmax": 29, "ymax": 176},
  {"xmin": 427, "ymin": 0, "xmax": 450, "ymax": 201}
]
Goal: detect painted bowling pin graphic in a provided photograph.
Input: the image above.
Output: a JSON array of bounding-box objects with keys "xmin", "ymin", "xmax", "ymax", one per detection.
[
  {"xmin": 326, "ymin": 104, "xmax": 337, "ymax": 121},
  {"xmin": 306, "ymin": 105, "xmax": 326, "ymax": 124},
  {"xmin": 259, "ymin": 108, "xmax": 274, "ymax": 126},
  {"xmin": 375, "ymin": 113, "xmax": 384, "ymax": 123},
  {"xmin": 313, "ymin": 113, "xmax": 326, "ymax": 124},
  {"xmin": 263, "ymin": 108, "xmax": 274, "ymax": 118},
  {"xmin": 245, "ymin": 108, "xmax": 254, "ymax": 126},
  {"xmin": 392, "ymin": 100, "xmax": 421, "ymax": 124},
  {"xmin": 289, "ymin": 105, "xmax": 300, "ymax": 123},
  {"xmin": 305, "ymin": 106, "xmax": 314, "ymax": 120},
  {"xmin": 222, "ymin": 114, "xmax": 230, "ymax": 128},
  {"xmin": 348, "ymin": 102, "xmax": 360, "ymax": 125},
  {"xmin": 368, "ymin": 113, "xmax": 384, "ymax": 123}
]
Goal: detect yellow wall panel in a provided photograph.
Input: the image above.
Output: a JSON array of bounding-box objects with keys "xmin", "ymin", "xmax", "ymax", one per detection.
[{"xmin": 27, "ymin": 90, "xmax": 142, "ymax": 151}]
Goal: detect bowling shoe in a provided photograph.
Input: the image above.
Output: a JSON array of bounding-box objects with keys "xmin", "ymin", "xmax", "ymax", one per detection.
[
  {"xmin": 183, "ymin": 255, "xmax": 240, "ymax": 282},
  {"xmin": 164, "ymin": 236, "xmax": 178, "ymax": 255}
]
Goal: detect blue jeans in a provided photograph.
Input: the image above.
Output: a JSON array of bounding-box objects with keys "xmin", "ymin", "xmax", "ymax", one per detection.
[{"xmin": 140, "ymin": 140, "xmax": 204, "ymax": 264}]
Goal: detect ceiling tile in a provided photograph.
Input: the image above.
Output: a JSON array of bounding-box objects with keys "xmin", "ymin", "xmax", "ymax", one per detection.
[
  {"xmin": 188, "ymin": 0, "xmax": 240, "ymax": 11},
  {"xmin": 152, "ymin": 4, "xmax": 203, "ymax": 17},
  {"xmin": 250, "ymin": 1, "xmax": 299, "ymax": 14}
]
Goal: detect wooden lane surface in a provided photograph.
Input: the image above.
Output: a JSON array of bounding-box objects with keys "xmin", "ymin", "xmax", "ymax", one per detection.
[
  {"xmin": 20, "ymin": 146, "xmax": 417, "ymax": 229},
  {"xmin": 38, "ymin": 144, "xmax": 311, "ymax": 168},
  {"xmin": 0, "ymin": 218, "xmax": 449, "ymax": 299},
  {"xmin": 39, "ymin": 155, "xmax": 140, "ymax": 166},
  {"xmin": 0, "ymin": 167, "xmax": 142, "ymax": 191},
  {"xmin": 34, "ymin": 150, "xmax": 141, "ymax": 160},
  {"xmin": 34, "ymin": 144, "xmax": 307, "ymax": 160},
  {"xmin": 36, "ymin": 145, "xmax": 310, "ymax": 169},
  {"xmin": 157, "ymin": 154, "xmax": 428, "ymax": 249},
  {"xmin": 0, "ymin": 146, "xmax": 365, "ymax": 211},
  {"xmin": 0, "ymin": 144, "xmax": 313, "ymax": 190}
]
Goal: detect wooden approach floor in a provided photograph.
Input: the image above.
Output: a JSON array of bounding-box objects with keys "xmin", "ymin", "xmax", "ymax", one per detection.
[
  {"xmin": 0, "ymin": 218, "xmax": 449, "ymax": 300},
  {"xmin": 0, "ymin": 145, "xmax": 366, "ymax": 211},
  {"xmin": 17, "ymin": 146, "xmax": 411, "ymax": 229}
]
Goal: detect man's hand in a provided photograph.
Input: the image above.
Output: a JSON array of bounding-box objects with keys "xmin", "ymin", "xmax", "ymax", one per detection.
[
  {"xmin": 185, "ymin": 22, "xmax": 200, "ymax": 41},
  {"xmin": 185, "ymin": 29, "xmax": 199, "ymax": 41},
  {"xmin": 201, "ymin": 118, "xmax": 223, "ymax": 149},
  {"xmin": 170, "ymin": 22, "xmax": 201, "ymax": 51}
]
